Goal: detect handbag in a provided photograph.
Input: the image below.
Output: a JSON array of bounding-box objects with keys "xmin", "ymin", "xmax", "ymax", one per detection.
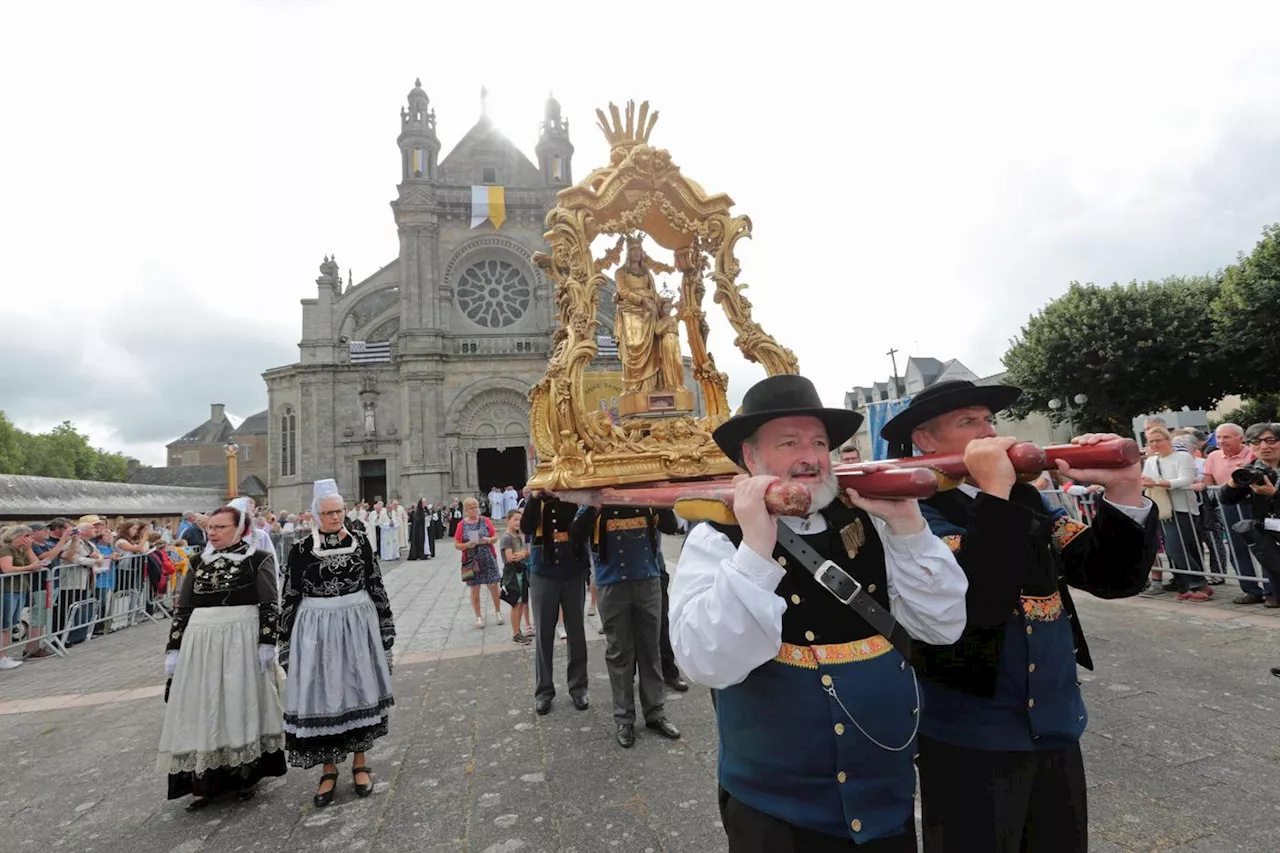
[
  {"xmin": 1147, "ymin": 486, "xmax": 1174, "ymax": 521},
  {"xmin": 1146, "ymin": 456, "xmax": 1174, "ymax": 521}
]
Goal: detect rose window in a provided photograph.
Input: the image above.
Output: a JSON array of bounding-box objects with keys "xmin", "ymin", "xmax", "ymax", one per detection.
[{"xmin": 456, "ymin": 260, "xmax": 531, "ymax": 328}]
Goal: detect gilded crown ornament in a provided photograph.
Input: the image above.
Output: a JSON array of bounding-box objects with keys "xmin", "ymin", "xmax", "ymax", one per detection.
[{"xmin": 527, "ymin": 100, "xmax": 799, "ymax": 491}]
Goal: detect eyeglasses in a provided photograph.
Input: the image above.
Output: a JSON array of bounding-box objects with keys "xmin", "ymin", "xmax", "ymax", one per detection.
[
  {"xmin": 319, "ymin": 509, "xmax": 345, "ymax": 517},
  {"xmin": 206, "ymin": 524, "xmax": 237, "ymax": 532},
  {"xmin": 1247, "ymin": 437, "xmax": 1279, "ymax": 446}
]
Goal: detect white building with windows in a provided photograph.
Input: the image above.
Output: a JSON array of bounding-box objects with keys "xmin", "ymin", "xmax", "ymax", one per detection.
[
  {"xmin": 844, "ymin": 357, "xmax": 1070, "ymax": 458},
  {"xmin": 263, "ymin": 80, "xmax": 580, "ymax": 510}
]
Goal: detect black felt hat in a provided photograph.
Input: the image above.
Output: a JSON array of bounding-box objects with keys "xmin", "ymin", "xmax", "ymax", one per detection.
[
  {"xmin": 713, "ymin": 375, "xmax": 863, "ymax": 466},
  {"xmin": 879, "ymin": 379, "xmax": 1022, "ymax": 457}
]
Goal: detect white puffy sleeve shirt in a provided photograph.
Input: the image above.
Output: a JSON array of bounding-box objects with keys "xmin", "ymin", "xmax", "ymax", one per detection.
[{"xmin": 668, "ymin": 515, "xmax": 969, "ymax": 690}]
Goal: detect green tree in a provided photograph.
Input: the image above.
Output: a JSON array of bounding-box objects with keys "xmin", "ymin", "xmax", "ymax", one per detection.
[
  {"xmin": 0, "ymin": 412, "xmax": 134, "ymax": 482},
  {"xmin": 0, "ymin": 411, "xmax": 22, "ymax": 474},
  {"xmin": 1211, "ymin": 223, "xmax": 1280, "ymax": 395},
  {"xmin": 1002, "ymin": 277, "xmax": 1232, "ymax": 433},
  {"xmin": 1214, "ymin": 394, "xmax": 1280, "ymax": 429}
]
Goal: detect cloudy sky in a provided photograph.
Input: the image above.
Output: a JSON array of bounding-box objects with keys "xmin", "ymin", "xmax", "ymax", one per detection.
[{"xmin": 4, "ymin": 1, "xmax": 1279, "ymax": 465}]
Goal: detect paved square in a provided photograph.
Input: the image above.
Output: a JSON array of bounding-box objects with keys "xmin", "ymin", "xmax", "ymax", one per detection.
[{"xmin": 1, "ymin": 538, "xmax": 1278, "ymax": 851}]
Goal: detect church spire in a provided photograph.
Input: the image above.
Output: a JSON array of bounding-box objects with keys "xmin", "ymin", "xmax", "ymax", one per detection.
[
  {"xmin": 398, "ymin": 77, "xmax": 440, "ymax": 182},
  {"xmin": 536, "ymin": 91, "xmax": 574, "ymax": 186}
]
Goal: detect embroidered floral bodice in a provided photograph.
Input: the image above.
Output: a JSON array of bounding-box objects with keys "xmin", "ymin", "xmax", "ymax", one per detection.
[
  {"xmin": 279, "ymin": 526, "xmax": 395, "ymax": 663},
  {"xmin": 166, "ymin": 541, "xmax": 280, "ymax": 651}
]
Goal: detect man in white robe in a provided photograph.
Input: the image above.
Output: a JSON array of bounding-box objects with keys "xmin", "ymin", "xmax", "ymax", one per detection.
[{"xmin": 392, "ymin": 501, "xmax": 410, "ymax": 550}]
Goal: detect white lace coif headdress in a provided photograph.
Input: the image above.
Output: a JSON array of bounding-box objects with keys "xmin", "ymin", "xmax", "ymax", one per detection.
[{"xmin": 312, "ymin": 479, "xmax": 342, "ymax": 518}]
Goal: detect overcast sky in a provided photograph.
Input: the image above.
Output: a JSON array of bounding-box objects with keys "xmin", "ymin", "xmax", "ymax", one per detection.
[{"xmin": 4, "ymin": 1, "xmax": 1279, "ymax": 466}]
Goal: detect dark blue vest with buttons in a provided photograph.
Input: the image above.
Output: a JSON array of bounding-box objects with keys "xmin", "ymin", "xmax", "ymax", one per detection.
[
  {"xmin": 527, "ymin": 499, "xmax": 590, "ymax": 580},
  {"xmin": 708, "ymin": 499, "xmax": 919, "ymax": 845},
  {"xmin": 919, "ymin": 487, "xmax": 1087, "ymax": 751},
  {"xmin": 592, "ymin": 507, "xmax": 662, "ymax": 587}
]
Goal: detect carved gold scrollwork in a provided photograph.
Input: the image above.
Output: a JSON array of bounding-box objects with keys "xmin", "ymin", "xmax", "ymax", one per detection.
[{"xmin": 527, "ymin": 100, "xmax": 796, "ymax": 491}]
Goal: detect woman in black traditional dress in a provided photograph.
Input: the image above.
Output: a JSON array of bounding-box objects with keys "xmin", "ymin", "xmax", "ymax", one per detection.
[
  {"xmin": 280, "ymin": 480, "xmax": 396, "ymax": 809},
  {"xmin": 156, "ymin": 504, "xmax": 287, "ymax": 811}
]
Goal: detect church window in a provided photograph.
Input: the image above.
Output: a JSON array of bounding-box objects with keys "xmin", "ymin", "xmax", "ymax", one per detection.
[
  {"xmin": 456, "ymin": 259, "xmax": 532, "ymax": 328},
  {"xmin": 280, "ymin": 407, "xmax": 297, "ymax": 477},
  {"xmin": 482, "ymin": 167, "xmax": 497, "ymax": 184}
]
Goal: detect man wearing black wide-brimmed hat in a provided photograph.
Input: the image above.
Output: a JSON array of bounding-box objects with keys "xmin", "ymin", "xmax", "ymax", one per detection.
[
  {"xmin": 879, "ymin": 379, "xmax": 1157, "ymax": 853},
  {"xmin": 669, "ymin": 374, "xmax": 968, "ymax": 853}
]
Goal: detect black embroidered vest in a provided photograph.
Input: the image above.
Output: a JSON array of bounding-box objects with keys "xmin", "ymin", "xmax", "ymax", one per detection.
[
  {"xmin": 915, "ymin": 483, "xmax": 1093, "ymax": 697},
  {"xmin": 709, "ymin": 498, "xmax": 889, "ymax": 645}
]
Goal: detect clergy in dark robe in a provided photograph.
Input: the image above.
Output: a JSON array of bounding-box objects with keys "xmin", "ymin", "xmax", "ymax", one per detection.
[
  {"xmin": 407, "ymin": 500, "xmax": 427, "ymax": 562},
  {"xmin": 879, "ymin": 380, "xmax": 1157, "ymax": 853},
  {"xmin": 428, "ymin": 505, "xmax": 443, "ymax": 542}
]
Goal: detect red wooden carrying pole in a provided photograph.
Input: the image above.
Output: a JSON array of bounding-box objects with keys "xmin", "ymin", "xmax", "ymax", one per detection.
[{"xmin": 549, "ymin": 438, "xmax": 1139, "ymax": 522}]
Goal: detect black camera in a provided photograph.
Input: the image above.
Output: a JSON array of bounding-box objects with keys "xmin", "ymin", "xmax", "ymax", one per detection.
[{"xmin": 1231, "ymin": 461, "xmax": 1278, "ymax": 487}]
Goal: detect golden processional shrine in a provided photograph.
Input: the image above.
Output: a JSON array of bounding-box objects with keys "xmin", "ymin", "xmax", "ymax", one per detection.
[{"xmin": 527, "ymin": 100, "xmax": 798, "ymax": 491}]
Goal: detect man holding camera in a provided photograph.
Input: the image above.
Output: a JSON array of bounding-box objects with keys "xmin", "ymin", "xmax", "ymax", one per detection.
[
  {"xmin": 1219, "ymin": 424, "xmax": 1280, "ymax": 629},
  {"xmin": 1204, "ymin": 423, "xmax": 1267, "ymax": 603}
]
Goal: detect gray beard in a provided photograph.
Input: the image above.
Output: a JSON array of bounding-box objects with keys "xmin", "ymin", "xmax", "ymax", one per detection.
[{"xmin": 807, "ymin": 473, "xmax": 841, "ymax": 512}]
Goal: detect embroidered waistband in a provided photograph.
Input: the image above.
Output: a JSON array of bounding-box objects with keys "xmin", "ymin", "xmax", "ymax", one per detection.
[
  {"xmin": 550, "ymin": 531, "xmax": 569, "ymax": 543},
  {"xmin": 1018, "ymin": 592, "xmax": 1063, "ymax": 622},
  {"xmin": 775, "ymin": 636, "xmax": 893, "ymax": 669},
  {"xmin": 606, "ymin": 517, "xmax": 648, "ymax": 532},
  {"xmin": 1053, "ymin": 517, "xmax": 1088, "ymax": 550}
]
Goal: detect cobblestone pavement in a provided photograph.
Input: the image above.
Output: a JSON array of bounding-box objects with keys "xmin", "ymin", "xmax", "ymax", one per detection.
[{"xmin": 1, "ymin": 537, "xmax": 1279, "ymax": 851}]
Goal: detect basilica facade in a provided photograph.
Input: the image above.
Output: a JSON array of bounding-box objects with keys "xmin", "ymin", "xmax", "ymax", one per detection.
[{"xmin": 263, "ymin": 81, "xmax": 583, "ymax": 511}]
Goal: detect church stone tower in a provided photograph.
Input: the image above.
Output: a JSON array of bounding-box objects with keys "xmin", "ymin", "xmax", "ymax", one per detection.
[
  {"xmin": 535, "ymin": 94, "xmax": 574, "ymax": 186},
  {"xmin": 265, "ymin": 80, "xmax": 579, "ymax": 511}
]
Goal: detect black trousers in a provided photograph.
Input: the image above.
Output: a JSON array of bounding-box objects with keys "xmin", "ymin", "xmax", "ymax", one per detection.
[
  {"xmin": 720, "ymin": 787, "xmax": 916, "ymax": 852},
  {"xmin": 918, "ymin": 735, "xmax": 1087, "ymax": 853},
  {"xmin": 659, "ymin": 567, "xmax": 679, "ymax": 681}
]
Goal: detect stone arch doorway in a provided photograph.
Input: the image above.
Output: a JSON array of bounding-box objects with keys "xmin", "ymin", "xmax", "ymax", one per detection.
[{"xmin": 446, "ymin": 380, "xmax": 532, "ymax": 494}]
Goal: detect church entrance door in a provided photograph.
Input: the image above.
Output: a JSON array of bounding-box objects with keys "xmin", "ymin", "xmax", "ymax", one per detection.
[
  {"xmin": 358, "ymin": 459, "xmax": 387, "ymax": 504},
  {"xmin": 476, "ymin": 447, "xmax": 527, "ymax": 495}
]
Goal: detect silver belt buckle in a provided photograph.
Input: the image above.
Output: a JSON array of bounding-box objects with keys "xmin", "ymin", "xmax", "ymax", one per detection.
[{"xmin": 814, "ymin": 560, "xmax": 862, "ymax": 606}]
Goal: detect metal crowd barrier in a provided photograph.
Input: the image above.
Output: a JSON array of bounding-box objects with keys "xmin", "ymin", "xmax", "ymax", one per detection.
[
  {"xmin": 1040, "ymin": 485, "xmax": 1272, "ymax": 595},
  {"xmin": 3, "ymin": 532, "xmax": 305, "ymax": 663},
  {"xmin": 2, "ymin": 550, "xmax": 183, "ymax": 660}
]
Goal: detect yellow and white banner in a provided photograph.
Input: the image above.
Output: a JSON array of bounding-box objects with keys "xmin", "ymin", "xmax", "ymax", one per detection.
[{"xmin": 471, "ymin": 185, "xmax": 506, "ymax": 229}]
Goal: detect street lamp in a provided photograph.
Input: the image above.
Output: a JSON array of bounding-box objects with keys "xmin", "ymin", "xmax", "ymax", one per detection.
[{"xmin": 1047, "ymin": 393, "xmax": 1088, "ymax": 437}]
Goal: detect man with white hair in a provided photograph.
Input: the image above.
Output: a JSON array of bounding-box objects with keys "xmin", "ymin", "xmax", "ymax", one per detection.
[
  {"xmin": 669, "ymin": 374, "xmax": 968, "ymax": 852},
  {"xmin": 1205, "ymin": 422, "xmax": 1267, "ymax": 603}
]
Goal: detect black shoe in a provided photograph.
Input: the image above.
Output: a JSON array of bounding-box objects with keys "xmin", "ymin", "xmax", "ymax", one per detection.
[
  {"xmin": 314, "ymin": 771, "xmax": 339, "ymax": 808},
  {"xmin": 352, "ymin": 765, "xmax": 374, "ymax": 798},
  {"xmin": 185, "ymin": 797, "xmax": 212, "ymax": 812},
  {"xmin": 235, "ymin": 786, "xmax": 256, "ymax": 802},
  {"xmin": 645, "ymin": 718, "xmax": 682, "ymax": 740},
  {"xmin": 572, "ymin": 694, "xmax": 590, "ymax": 711},
  {"xmin": 1271, "ymin": 666, "xmax": 1280, "ymax": 678},
  {"xmin": 616, "ymin": 723, "xmax": 636, "ymax": 748},
  {"xmin": 535, "ymin": 696, "xmax": 552, "ymax": 716},
  {"xmin": 664, "ymin": 675, "xmax": 689, "ymax": 693}
]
